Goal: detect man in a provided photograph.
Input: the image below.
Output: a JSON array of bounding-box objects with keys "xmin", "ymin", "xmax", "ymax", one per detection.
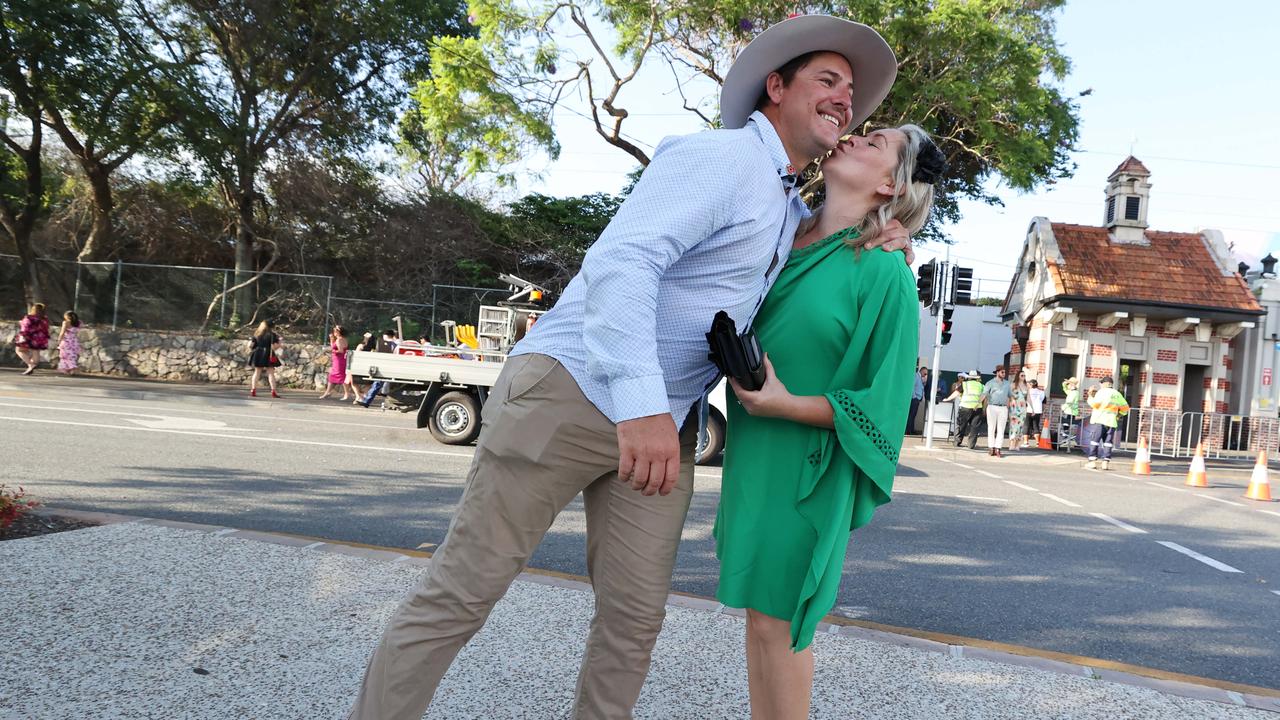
[
  {"xmin": 982, "ymin": 365, "xmax": 1012, "ymax": 457},
  {"xmin": 347, "ymin": 15, "xmax": 906, "ymax": 720},
  {"xmin": 907, "ymin": 366, "xmax": 928, "ymax": 435},
  {"xmin": 1026, "ymin": 378, "xmax": 1046, "ymax": 445},
  {"xmin": 355, "ymin": 330, "xmax": 399, "ymax": 408},
  {"xmin": 952, "ymin": 370, "xmax": 985, "ymax": 450},
  {"xmin": 1086, "ymin": 376, "xmax": 1130, "ymax": 470}
]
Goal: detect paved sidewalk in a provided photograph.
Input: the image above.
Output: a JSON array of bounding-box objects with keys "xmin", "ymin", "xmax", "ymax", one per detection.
[{"xmin": 3, "ymin": 513, "xmax": 1278, "ymax": 719}]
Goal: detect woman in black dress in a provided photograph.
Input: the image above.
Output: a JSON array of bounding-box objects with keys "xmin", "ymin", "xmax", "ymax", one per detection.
[{"xmin": 247, "ymin": 320, "xmax": 283, "ymax": 398}]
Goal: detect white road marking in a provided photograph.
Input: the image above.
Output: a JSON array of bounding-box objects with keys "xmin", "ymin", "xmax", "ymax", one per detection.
[
  {"xmin": 974, "ymin": 469, "xmax": 1002, "ymax": 479},
  {"xmin": 1089, "ymin": 513, "xmax": 1148, "ymax": 534},
  {"xmin": 302, "ymin": 542, "xmax": 326, "ymax": 550},
  {"xmin": 1156, "ymin": 541, "xmax": 1243, "ymax": 573},
  {"xmin": 1260, "ymin": 510, "xmax": 1280, "ymax": 519},
  {"xmin": 1195, "ymin": 494, "xmax": 1245, "ymax": 508},
  {"xmin": 1040, "ymin": 493, "xmax": 1082, "ymax": 508},
  {"xmin": 1004, "ymin": 481, "xmax": 1039, "ymax": 492},
  {"xmin": 956, "ymin": 495, "xmax": 1009, "ymax": 503},
  {"xmin": 1113, "ymin": 474, "xmax": 1141, "ymax": 481},
  {"xmin": 1271, "ymin": 590, "xmax": 1280, "ymax": 597},
  {"xmin": 953, "ymin": 463, "xmax": 975, "ymax": 470},
  {"xmin": 0, "ymin": 400, "xmax": 246, "ymax": 432},
  {"xmin": 211, "ymin": 528, "xmax": 238, "ymax": 536},
  {"xmin": 935, "ymin": 457, "xmax": 955, "ymax": 464},
  {"xmin": 1146, "ymin": 481, "xmax": 1186, "ymax": 493},
  {"xmin": 1226, "ymin": 691, "xmax": 1247, "ymax": 706},
  {"xmin": 0, "ymin": 415, "xmax": 476, "ymax": 459}
]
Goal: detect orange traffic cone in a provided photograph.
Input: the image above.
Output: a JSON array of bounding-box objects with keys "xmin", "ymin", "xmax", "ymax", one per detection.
[
  {"xmin": 1038, "ymin": 415, "xmax": 1053, "ymax": 450},
  {"xmin": 1132, "ymin": 436, "xmax": 1152, "ymax": 475},
  {"xmin": 1184, "ymin": 443, "xmax": 1209, "ymax": 488},
  {"xmin": 1245, "ymin": 450, "xmax": 1273, "ymax": 502}
]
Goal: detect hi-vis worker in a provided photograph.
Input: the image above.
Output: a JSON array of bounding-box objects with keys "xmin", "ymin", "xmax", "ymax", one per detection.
[
  {"xmin": 951, "ymin": 370, "xmax": 985, "ymax": 450},
  {"xmin": 1060, "ymin": 376, "xmax": 1081, "ymax": 450},
  {"xmin": 1086, "ymin": 376, "xmax": 1130, "ymax": 470}
]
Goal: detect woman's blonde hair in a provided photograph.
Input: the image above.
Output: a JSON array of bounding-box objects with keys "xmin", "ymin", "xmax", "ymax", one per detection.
[
  {"xmin": 800, "ymin": 124, "xmax": 940, "ymax": 248},
  {"xmin": 254, "ymin": 320, "xmax": 273, "ymax": 338},
  {"xmin": 28, "ymin": 302, "xmax": 46, "ymax": 316}
]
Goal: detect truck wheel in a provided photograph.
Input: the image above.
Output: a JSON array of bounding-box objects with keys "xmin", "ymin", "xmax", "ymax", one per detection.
[
  {"xmin": 429, "ymin": 391, "xmax": 481, "ymax": 445},
  {"xmin": 695, "ymin": 406, "xmax": 727, "ymax": 466}
]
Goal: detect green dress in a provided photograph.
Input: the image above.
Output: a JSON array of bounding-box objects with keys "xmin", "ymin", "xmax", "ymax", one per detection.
[{"xmin": 714, "ymin": 226, "xmax": 918, "ymax": 651}]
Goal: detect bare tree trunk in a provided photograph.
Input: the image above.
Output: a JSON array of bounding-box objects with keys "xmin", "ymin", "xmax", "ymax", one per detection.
[
  {"xmin": 231, "ymin": 176, "xmax": 256, "ymax": 327},
  {"xmin": 0, "ymin": 115, "xmax": 46, "ymax": 304},
  {"xmin": 77, "ymin": 166, "xmax": 115, "ymax": 262}
]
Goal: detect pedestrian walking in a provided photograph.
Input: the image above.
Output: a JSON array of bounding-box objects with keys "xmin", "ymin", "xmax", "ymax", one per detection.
[
  {"xmin": 721, "ymin": 122, "xmax": 940, "ymax": 718},
  {"xmin": 1008, "ymin": 370, "xmax": 1030, "ymax": 451},
  {"xmin": 1027, "ymin": 378, "xmax": 1046, "ymax": 446},
  {"xmin": 56, "ymin": 311, "xmax": 82, "ymax": 375},
  {"xmin": 345, "ymin": 16, "xmax": 907, "ymax": 720},
  {"xmin": 953, "ymin": 370, "xmax": 985, "ymax": 449},
  {"xmin": 247, "ymin": 320, "xmax": 282, "ymax": 398},
  {"xmin": 13, "ymin": 303, "xmax": 50, "ymax": 376},
  {"xmin": 907, "ymin": 366, "xmax": 928, "ymax": 435},
  {"xmin": 319, "ymin": 325, "xmax": 352, "ymax": 400},
  {"xmin": 354, "ymin": 329, "xmax": 398, "ymax": 408},
  {"xmin": 1086, "ymin": 377, "xmax": 1129, "ymax": 470},
  {"xmin": 983, "ymin": 366, "xmax": 1012, "ymax": 457}
]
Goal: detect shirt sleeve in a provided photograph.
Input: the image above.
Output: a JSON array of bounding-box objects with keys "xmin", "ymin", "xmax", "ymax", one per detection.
[{"xmin": 580, "ymin": 134, "xmax": 752, "ymax": 422}]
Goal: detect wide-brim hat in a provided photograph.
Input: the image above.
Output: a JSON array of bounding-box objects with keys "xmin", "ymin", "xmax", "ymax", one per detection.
[
  {"xmin": 720, "ymin": 15, "xmax": 897, "ymax": 133},
  {"xmin": 963, "ymin": 370, "xmax": 980, "ymax": 379}
]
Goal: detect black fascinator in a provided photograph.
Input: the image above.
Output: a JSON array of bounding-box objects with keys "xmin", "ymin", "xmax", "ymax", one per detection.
[{"xmin": 912, "ymin": 139, "xmax": 947, "ymax": 185}]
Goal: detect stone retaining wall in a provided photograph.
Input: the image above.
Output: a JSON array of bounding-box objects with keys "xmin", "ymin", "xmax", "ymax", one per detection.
[{"xmin": 1, "ymin": 322, "xmax": 328, "ymax": 388}]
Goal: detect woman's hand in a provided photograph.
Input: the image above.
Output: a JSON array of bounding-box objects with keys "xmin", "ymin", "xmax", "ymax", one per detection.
[{"xmin": 728, "ymin": 355, "xmax": 794, "ymax": 418}]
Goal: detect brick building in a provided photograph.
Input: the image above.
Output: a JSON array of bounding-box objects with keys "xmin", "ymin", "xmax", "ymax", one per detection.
[{"xmin": 1001, "ymin": 157, "xmax": 1264, "ymax": 447}]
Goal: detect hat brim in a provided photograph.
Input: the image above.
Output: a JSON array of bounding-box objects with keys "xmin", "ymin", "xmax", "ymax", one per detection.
[{"xmin": 720, "ymin": 15, "xmax": 897, "ymax": 133}]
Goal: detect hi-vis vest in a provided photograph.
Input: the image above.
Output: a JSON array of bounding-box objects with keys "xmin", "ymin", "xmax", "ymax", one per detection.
[
  {"xmin": 1089, "ymin": 387, "xmax": 1130, "ymax": 427},
  {"xmin": 960, "ymin": 380, "xmax": 984, "ymax": 409}
]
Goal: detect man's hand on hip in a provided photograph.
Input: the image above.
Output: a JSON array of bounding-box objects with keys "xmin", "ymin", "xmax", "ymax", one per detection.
[
  {"xmin": 617, "ymin": 413, "xmax": 681, "ymax": 497},
  {"xmin": 863, "ymin": 218, "xmax": 915, "ymax": 265}
]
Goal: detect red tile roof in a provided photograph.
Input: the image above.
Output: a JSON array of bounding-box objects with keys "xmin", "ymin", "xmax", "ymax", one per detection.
[
  {"xmin": 1109, "ymin": 156, "xmax": 1151, "ymax": 178},
  {"xmin": 1046, "ymin": 223, "xmax": 1262, "ymax": 313}
]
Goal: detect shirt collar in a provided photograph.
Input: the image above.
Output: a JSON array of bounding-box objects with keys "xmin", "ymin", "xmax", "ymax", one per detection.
[{"xmin": 747, "ymin": 111, "xmax": 799, "ymax": 194}]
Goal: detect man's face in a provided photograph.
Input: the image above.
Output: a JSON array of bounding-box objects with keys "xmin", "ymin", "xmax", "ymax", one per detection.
[
  {"xmin": 996, "ymin": 369, "xmax": 1006, "ymax": 379},
  {"xmin": 769, "ymin": 51, "xmax": 854, "ymax": 161}
]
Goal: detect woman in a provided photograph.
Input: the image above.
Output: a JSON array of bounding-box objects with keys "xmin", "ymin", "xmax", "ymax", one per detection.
[
  {"xmin": 319, "ymin": 325, "xmax": 352, "ymax": 400},
  {"xmin": 1008, "ymin": 370, "xmax": 1030, "ymax": 451},
  {"xmin": 56, "ymin": 310, "xmax": 82, "ymax": 375},
  {"xmin": 719, "ymin": 124, "xmax": 943, "ymax": 718},
  {"xmin": 14, "ymin": 303, "xmax": 51, "ymax": 376},
  {"xmin": 247, "ymin": 320, "xmax": 283, "ymax": 398}
]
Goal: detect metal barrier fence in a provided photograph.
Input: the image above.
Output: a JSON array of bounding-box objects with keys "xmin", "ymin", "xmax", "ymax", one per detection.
[
  {"xmin": 1037, "ymin": 400, "xmax": 1280, "ymax": 462},
  {"xmin": 2, "ymin": 255, "xmax": 507, "ymax": 343}
]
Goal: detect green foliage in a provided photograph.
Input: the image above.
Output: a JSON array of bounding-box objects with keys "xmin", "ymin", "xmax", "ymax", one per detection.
[
  {"xmin": 399, "ymin": 35, "xmax": 559, "ymax": 193},
  {"xmin": 975, "ymin": 296, "xmax": 1005, "ymax": 307}
]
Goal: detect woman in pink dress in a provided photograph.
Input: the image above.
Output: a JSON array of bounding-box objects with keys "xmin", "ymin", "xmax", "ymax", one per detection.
[
  {"xmin": 57, "ymin": 310, "xmax": 82, "ymax": 374},
  {"xmin": 14, "ymin": 303, "xmax": 51, "ymax": 375},
  {"xmin": 319, "ymin": 325, "xmax": 351, "ymax": 400}
]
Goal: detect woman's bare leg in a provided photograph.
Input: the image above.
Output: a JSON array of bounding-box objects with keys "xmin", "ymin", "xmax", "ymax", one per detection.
[
  {"xmin": 266, "ymin": 368, "xmax": 277, "ymax": 392},
  {"xmin": 745, "ymin": 610, "xmax": 813, "ymax": 720},
  {"xmin": 250, "ymin": 368, "xmax": 261, "ymax": 393}
]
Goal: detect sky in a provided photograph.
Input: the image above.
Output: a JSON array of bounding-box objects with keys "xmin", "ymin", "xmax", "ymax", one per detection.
[{"xmin": 511, "ymin": 0, "xmax": 1280, "ymax": 299}]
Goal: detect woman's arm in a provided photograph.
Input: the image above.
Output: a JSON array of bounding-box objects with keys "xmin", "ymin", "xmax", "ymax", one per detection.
[{"xmin": 729, "ymin": 355, "xmax": 835, "ymax": 429}]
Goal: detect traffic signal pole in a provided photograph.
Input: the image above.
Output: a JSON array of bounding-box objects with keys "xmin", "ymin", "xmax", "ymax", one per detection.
[{"xmin": 922, "ymin": 246, "xmax": 950, "ymax": 450}]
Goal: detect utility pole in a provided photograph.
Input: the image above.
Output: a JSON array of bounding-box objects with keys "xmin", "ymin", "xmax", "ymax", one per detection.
[{"xmin": 923, "ymin": 246, "xmax": 951, "ymax": 450}]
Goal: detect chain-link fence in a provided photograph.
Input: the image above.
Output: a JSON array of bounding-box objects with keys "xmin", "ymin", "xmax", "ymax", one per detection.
[{"xmin": 2, "ymin": 254, "xmax": 509, "ymax": 343}]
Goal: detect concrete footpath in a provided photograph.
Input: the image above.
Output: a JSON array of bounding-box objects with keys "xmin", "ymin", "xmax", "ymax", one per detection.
[{"xmin": 3, "ymin": 511, "xmax": 1278, "ymax": 719}]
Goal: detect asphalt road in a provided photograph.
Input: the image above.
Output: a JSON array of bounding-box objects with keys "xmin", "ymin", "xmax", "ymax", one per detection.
[{"xmin": 3, "ymin": 369, "xmax": 1278, "ymax": 689}]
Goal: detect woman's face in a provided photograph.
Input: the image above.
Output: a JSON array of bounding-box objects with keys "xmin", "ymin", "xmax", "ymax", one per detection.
[{"xmin": 821, "ymin": 128, "xmax": 906, "ymax": 197}]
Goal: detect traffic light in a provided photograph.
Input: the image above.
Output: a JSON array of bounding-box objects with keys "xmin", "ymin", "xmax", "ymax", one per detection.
[
  {"xmin": 952, "ymin": 267, "xmax": 974, "ymax": 305},
  {"xmin": 916, "ymin": 259, "xmax": 937, "ymax": 306},
  {"xmin": 941, "ymin": 306, "xmax": 955, "ymax": 345}
]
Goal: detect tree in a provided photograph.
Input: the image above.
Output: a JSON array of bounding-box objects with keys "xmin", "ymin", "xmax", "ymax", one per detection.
[
  {"xmin": 399, "ymin": 36, "xmax": 559, "ymax": 195},
  {"xmin": 41, "ymin": 0, "xmax": 189, "ymax": 261},
  {"xmin": 463, "ymin": 0, "xmax": 1082, "ymax": 241},
  {"xmin": 141, "ymin": 0, "xmax": 468, "ymax": 324}
]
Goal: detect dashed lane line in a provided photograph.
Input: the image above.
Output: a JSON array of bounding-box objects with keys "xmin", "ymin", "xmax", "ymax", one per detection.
[
  {"xmin": 1272, "ymin": 590, "xmax": 1280, "ymax": 597},
  {"xmin": 1145, "ymin": 481, "xmax": 1187, "ymax": 493},
  {"xmin": 953, "ymin": 463, "xmax": 975, "ymax": 470},
  {"xmin": 974, "ymin": 469, "xmax": 1002, "ymax": 479},
  {"xmin": 1155, "ymin": 541, "xmax": 1244, "ymax": 573},
  {"xmin": 1195, "ymin": 494, "xmax": 1246, "ymax": 508},
  {"xmin": 1003, "ymin": 480, "xmax": 1039, "ymax": 492},
  {"xmin": 1089, "ymin": 513, "xmax": 1148, "ymax": 534},
  {"xmin": 956, "ymin": 495, "xmax": 1010, "ymax": 503},
  {"xmin": 1040, "ymin": 493, "xmax": 1083, "ymax": 508},
  {"xmin": 1260, "ymin": 510, "xmax": 1280, "ymax": 519}
]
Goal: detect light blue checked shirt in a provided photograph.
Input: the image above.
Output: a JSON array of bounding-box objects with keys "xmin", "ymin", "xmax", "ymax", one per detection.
[{"xmin": 512, "ymin": 112, "xmax": 809, "ymax": 429}]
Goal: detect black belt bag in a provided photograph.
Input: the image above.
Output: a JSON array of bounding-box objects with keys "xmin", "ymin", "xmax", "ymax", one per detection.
[{"xmin": 706, "ymin": 311, "xmax": 766, "ymax": 392}]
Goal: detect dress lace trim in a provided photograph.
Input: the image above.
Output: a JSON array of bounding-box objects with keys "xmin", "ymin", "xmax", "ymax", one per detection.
[
  {"xmin": 830, "ymin": 389, "xmax": 897, "ymax": 465},
  {"xmin": 790, "ymin": 225, "xmax": 861, "ymax": 260}
]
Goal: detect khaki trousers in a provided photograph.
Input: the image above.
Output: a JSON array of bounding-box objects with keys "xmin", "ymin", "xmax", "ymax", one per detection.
[{"xmin": 348, "ymin": 354, "xmax": 697, "ymax": 720}]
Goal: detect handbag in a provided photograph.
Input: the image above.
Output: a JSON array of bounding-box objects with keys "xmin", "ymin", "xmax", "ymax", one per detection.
[{"xmin": 706, "ymin": 311, "xmax": 766, "ymax": 392}]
